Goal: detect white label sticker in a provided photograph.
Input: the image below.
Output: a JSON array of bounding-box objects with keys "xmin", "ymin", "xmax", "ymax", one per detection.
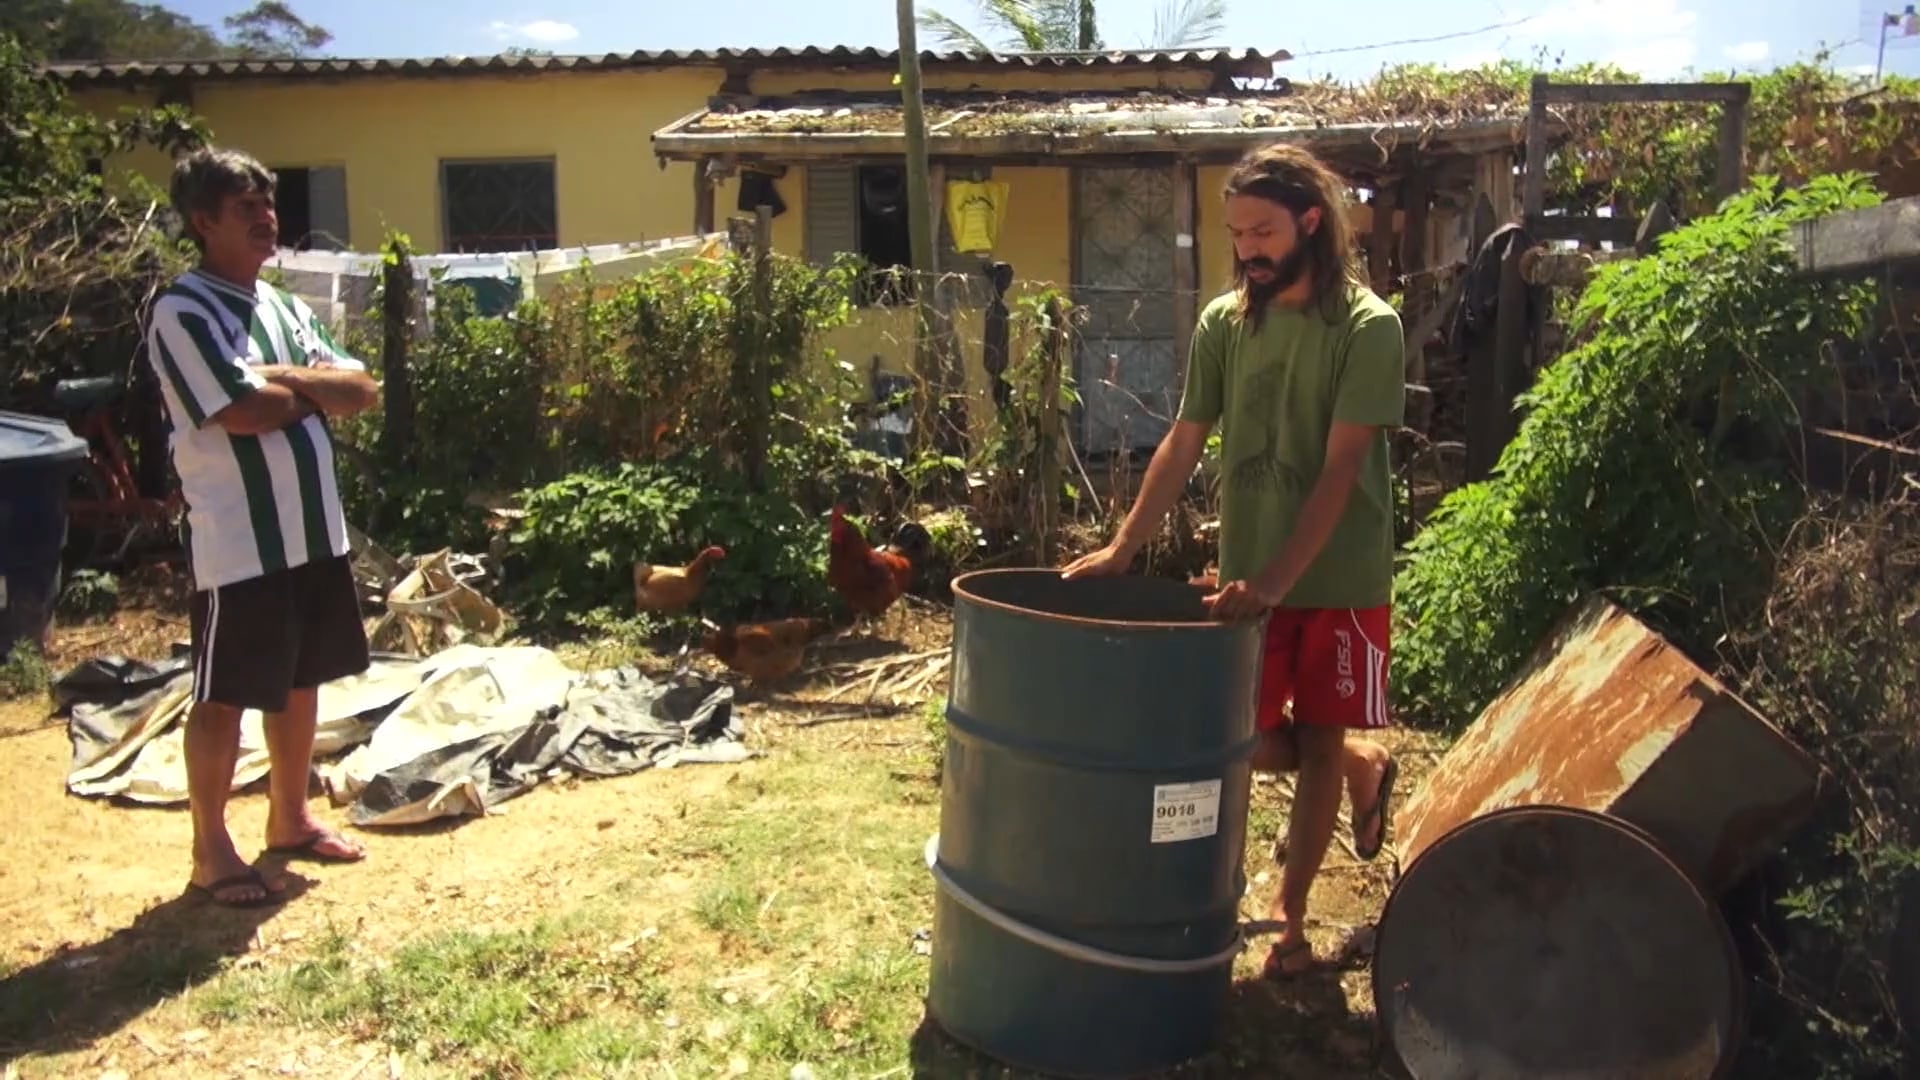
[
  {"xmin": 1150, "ymin": 779, "xmax": 1221, "ymax": 843},
  {"xmin": 1175, "ymin": 232, "xmax": 1195, "ymax": 248}
]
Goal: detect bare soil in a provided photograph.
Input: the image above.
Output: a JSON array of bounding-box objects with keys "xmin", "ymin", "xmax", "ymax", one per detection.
[{"xmin": 0, "ymin": 573, "xmax": 1441, "ymax": 1079}]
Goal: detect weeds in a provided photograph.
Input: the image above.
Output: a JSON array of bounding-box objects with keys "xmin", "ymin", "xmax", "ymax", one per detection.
[
  {"xmin": 1721, "ymin": 493, "xmax": 1920, "ymax": 1078},
  {"xmin": 0, "ymin": 641, "xmax": 49, "ymax": 701},
  {"xmin": 176, "ymin": 749, "xmax": 939, "ymax": 1077},
  {"xmin": 55, "ymin": 569, "xmax": 119, "ymax": 620},
  {"xmin": 199, "ymin": 918, "xmax": 667, "ymax": 1078}
]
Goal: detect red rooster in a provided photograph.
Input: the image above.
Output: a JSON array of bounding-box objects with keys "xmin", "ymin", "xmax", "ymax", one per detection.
[{"xmin": 828, "ymin": 505, "xmax": 931, "ymax": 625}]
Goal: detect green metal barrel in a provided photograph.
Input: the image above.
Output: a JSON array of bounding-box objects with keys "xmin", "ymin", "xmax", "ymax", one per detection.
[{"xmin": 925, "ymin": 568, "xmax": 1264, "ymax": 1077}]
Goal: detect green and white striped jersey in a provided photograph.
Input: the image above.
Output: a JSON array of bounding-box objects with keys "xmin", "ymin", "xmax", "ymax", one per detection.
[{"xmin": 145, "ymin": 268, "xmax": 363, "ymax": 591}]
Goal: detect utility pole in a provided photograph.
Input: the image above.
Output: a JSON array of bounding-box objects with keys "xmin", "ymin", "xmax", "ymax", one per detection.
[{"xmin": 896, "ymin": 0, "xmax": 942, "ymax": 449}]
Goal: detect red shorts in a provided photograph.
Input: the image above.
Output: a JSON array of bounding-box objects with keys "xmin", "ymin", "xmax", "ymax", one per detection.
[{"xmin": 1256, "ymin": 606, "xmax": 1392, "ymax": 732}]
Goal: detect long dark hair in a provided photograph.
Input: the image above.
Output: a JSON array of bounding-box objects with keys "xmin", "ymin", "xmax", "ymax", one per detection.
[{"xmin": 1224, "ymin": 143, "xmax": 1365, "ymax": 328}]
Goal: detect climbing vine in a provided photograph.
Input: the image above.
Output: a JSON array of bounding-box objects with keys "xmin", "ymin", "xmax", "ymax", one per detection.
[
  {"xmin": 1390, "ymin": 172, "xmax": 1884, "ymax": 727},
  {"xmin": 1301, "ymin": 57, "xmax": 1920, "ymax": 218}
]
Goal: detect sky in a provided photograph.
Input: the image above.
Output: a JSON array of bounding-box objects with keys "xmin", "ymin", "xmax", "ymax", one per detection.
[{"xmin": 164, "ymin": 0, "xmax": 1920, "ymax": 82}]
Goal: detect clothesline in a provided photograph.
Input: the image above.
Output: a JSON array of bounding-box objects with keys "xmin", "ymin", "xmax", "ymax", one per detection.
[{"xmin": 267, "ymin": 231, "xmax": 731, "ymax": 331}]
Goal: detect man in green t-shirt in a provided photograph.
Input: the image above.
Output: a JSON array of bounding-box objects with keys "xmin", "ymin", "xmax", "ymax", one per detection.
[{"xmin": 1064, "ymin": 143, "xmax": 1401, "ymax": 978}]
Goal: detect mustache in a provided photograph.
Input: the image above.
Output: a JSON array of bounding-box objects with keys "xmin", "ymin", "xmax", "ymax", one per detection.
[{"xmin": 1241, "ymin": 255, "xmax": 1278, "ymax": 272}]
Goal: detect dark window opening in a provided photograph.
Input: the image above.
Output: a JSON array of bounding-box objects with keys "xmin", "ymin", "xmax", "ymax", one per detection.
[
  {"xmin": 856, "ymin": 164, "xmax": 914, "ymax": 306},
  {"xmin": 443, "ymin": 159, "xmax": 558, "ymax": 253},
  {"xmin": 275, "ymin": 167, "xmax": 312, "ymax": 250},
  {"xmin": 267, "ymin": 165, "xmax": 348, "ymax": 251}
]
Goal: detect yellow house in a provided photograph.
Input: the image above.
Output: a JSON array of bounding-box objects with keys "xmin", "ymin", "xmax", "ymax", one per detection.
[{"xmin": 50, "ymin": 47, "xmax": 1532, "ymax": 456}]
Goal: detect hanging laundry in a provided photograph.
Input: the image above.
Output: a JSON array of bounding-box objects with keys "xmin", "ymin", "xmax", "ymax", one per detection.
[
  {"xmin": 737, "ymin": 171, "xmax": 788, "ymax": 217},
  {"xmin": 946, "ymin": 179, "xmax": 1010, "ymax": 254}
]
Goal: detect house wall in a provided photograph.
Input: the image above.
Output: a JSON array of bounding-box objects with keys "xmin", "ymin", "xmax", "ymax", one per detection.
[
  {"xmin": 77, "ymin": 68, "xmax": 718, "ymax": 251},
  {"xmin": 70, "ymin": 62, "xmax": 1431, "ymax": 441},
  {"xmin": 70, "ymin": 61, "xmax": 1221, "ymax": 253}
]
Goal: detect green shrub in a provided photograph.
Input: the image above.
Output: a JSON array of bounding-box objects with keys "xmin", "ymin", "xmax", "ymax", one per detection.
[
  {"xmin": 1391, "ymin": 173, "xmax": 1884, "ymax": 727},
  {"xmin": 56, "ymin": 569, "xmax": 119, "ymax": 620},
  {"xmin": 0, "ymin": 641, "xmax": 50, "ymax": 701},
  {"xmin": 341, "ymin": 244, "xmax": 881, "ymax": 562},
  {"xmin": 503, "ymin": 456, "xmax": 836, "ymax": 633}
]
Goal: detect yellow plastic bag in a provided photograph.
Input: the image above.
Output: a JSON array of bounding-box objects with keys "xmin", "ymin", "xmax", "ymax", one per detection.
[{"xmin": 946, "ymin": 180, "xmax": 1010, "ymax": 254}]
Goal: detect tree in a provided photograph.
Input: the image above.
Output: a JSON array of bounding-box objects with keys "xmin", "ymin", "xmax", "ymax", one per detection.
[
  {"xmin": 222, "ymin": 1, "xmax": 330, "ymax": 57},
  {"xmin": 0, "ymin": 0, "xmax": 331, "ymax": 61},
  {"xmin": 0, "ymin": 0, "xmax": 225, "ymax": 60},
  {"xmin": 917, "ymin": 0, "xmax": 1227, "ymax": 52}
]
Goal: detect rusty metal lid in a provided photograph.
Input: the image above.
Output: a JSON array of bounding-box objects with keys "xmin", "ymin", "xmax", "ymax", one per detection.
[{"xmin": 1373, "ymin": 805, "xmax": 1744, "ymax": 1080}]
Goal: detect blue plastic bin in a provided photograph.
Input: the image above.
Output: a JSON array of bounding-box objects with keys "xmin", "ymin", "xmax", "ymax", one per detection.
[{"xmin": 0, "ymin": 411, "xmax": 89, "ymax": 660}]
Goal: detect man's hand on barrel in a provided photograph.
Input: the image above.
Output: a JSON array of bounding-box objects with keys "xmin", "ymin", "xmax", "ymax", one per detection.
[
  {"xmin": 1201, "ymin": 575, "xmax": 1284, "ymax": 621},
  {"xmin": 1060, "ymin": 542, "xmax": 1132, "ymax": 580}
]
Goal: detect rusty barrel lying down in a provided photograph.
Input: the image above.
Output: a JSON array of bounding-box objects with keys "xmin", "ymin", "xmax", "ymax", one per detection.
[
  {"xmin": 1374, "ymin": 805, "xmax": 1745, "ymax": 1080},
  {"xmin": 925, "ymin": 569, "xmax": 1264, "ymax": 1078}
]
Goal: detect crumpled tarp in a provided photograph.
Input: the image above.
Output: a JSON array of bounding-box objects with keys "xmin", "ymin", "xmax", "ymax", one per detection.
[
  {"xmin": 59, "ymin": 644, "xmax": 746, "ymax": 827},
  {"xmin": 63, "ymin": 653, "xmax": 424, "ymax": 804}
]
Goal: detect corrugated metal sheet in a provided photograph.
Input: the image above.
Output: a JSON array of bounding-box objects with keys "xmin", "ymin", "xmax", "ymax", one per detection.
[
  {"xmin": 43, "ymin": 47, "xmax": 1281, "ymax": 86},
  {"xmin": 1395, "ymin": 595, "xmax": 1819, "ymax": 895}
]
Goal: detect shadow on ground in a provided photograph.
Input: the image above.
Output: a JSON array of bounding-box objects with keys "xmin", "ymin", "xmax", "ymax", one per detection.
[
  {"xmin": 905, "ymin": 967, "xmax": 1395, "ymax": 1079},
  {"xmin": 0, "ymin": 870, "xmax": 314, "ymax": 1066}
]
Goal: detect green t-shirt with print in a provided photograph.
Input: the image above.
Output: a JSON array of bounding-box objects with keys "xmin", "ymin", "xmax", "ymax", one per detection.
[{"xmin": 1176, "ymin": 285, "xmax": 1405, "ymax": 610}]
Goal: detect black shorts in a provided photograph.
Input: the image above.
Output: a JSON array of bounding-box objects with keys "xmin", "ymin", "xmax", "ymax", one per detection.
[{"xmin": 189, "ymin": 553, "xmax": 370, "ymax": 712}]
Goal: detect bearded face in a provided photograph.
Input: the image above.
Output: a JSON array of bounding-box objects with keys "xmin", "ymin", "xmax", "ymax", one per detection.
[{"xmin": 1227, "ymin": 193, "xmax": 1321, "ymax": 310}]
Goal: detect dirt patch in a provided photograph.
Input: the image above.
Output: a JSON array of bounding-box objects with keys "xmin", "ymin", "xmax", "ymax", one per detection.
[
  {"xmin": 38, "ymin": 562, "xmax": 192, "ymax": 674},
  {"xmin": 0, "ymin": 585, "xmax": 1442, "ymax": 1078}
]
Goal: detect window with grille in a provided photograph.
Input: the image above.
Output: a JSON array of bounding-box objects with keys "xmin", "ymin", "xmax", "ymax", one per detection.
[{"xmin": 441, "ymin": 159, "xmax": 558, "ymax": 253}]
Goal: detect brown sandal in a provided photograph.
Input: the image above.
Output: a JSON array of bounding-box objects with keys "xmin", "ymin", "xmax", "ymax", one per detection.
[
  {"xmin": 187, "ymin": 868, "xmax": 285, "ymax": 909},
  {"xmin": 1261, "ymin": 937, "xmax": 1315, "ymax": 979}
]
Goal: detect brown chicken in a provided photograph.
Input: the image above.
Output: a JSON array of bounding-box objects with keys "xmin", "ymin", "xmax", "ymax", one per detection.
[
  {"xmin": 702, "ymin": 617, "xmax": 832, "ymax": 684},
  {"xmin": 828, "ymin": 505, "xmax": 931, "ymax": 622},
  {"xmin": 633, "ymin": 545, "xmax": 725, "ymax": 613}
]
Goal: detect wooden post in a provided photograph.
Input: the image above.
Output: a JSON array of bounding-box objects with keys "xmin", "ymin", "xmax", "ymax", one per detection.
[
  {"xmin": 1488, "ymin": 237, "xmax": 1531, "ymax": 476},
  {"xmin": 1401, "ymin": 272, "xmax": 1465, "ymax": 434},
  {"xmin": 1399, "ymin": 171, "xmax": 1431, "ymax": 278},
  {"xmin": 1173, "ymin": 161, "xmax": 1198, "ymax": 369},
  {"xmin": 378, "ymin": 237, "xmax": 415, "ymax": 472},
  {"xmin": 1036, "ymin": 297, "xmax": 1067, "ymax": 564},
  {"xmin": 1464, "ymin": 233, "xmax": 1532, "ymax": 482},
  {"xmin": 1715, "ymin": 85, "xmax": 1751, "ymax": 204},
  {"xmin": 896, "ymin": 0, "xmax": 940, "ymax": 451},
  {"xmin": 693, "ymin": 159, "xmax": 716, "ymax": 234},
  {"xmin": 927, "ymin": 163, "xmax": 946, "ymax": 277},
  {"xmin": 745, "ymin": 204, "xmax": 774, "ymax": 489},
  {"xmin": 1369, "ymin": 187, "xmax": 1396, "ymax": 294},
  {"xmin": 983, "ymin": 261, "xmax": 1014, "ymax": 412},
  {"xmin": 1471, "ymin": 191, "xmax": 1497, "ymax": 252},
  {"xmin": 1524, "ymin": 74, "xmax": 1550, "ymax": 220},
  {"xmin": 934, "ymin": 275, "xmax": 969, "ymax": 459}
]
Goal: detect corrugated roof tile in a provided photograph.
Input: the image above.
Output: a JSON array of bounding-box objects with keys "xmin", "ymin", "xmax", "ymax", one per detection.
[{"xmin": 43, "ymin": 46, "xmax": 1283, "ymax": 84}]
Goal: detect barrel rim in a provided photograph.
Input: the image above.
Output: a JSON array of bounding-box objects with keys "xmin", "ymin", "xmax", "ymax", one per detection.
[
  {"xmin": 949, "ymin": 567, "xmax": 1261, "ymax": 632},
  {"xmin": 1371, "ymin": 803, "xmax": 1748, "ymax": 1080}
]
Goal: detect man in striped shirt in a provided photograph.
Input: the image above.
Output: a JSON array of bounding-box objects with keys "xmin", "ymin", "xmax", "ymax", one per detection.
[{"xmin": 147, "ymin": 147, "xmax": 380, "ymax": 907}]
